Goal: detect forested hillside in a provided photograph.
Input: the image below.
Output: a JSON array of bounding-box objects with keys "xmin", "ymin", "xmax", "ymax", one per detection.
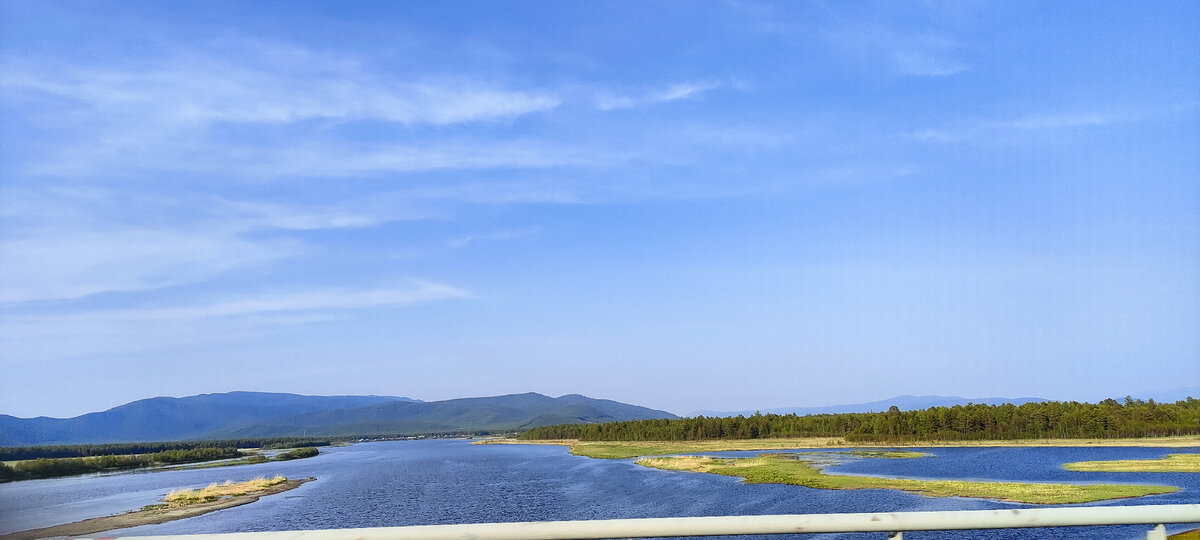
[
  {"xmin": 2, "ymin": 392, "xmax": 677, "ymax": 445},
  {"xmin": 0, "ymin": 392, "xmax": 411, "ymax": 445},
  {"xmin": 520, "ymin": 397, "xmax": 1200, "ymax": 442},
  {"xmin": 0, "ymin": 437, "xmax": 331, "ymax": 461},
  {"xmin": 208, "ymin": 393, "xmax": 678, "ymax": 438}
]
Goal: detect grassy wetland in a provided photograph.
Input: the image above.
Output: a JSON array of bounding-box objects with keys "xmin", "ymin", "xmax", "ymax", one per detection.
[
  {"xmin": 1063, "ymin": 453, "xmax": 1200, "ymax": 472},
  {"xmin": 484, "ymin": 437, "xmax": 1190, "ymax": 504},
  {"xmin": 637, "ymin": 453, "xmax": 1179, "ymax": 504}
]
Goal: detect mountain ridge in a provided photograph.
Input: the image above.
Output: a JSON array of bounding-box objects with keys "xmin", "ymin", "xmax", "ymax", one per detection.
[
  {"xmin": 0, "ymin": 391, "xmax": 677, "ymax": 446},
  {"xmin": 207, "ymin": 392, "xmax": 678, "ymax": 439},
  {"xmin": 0, "ymin": 391, "xmax": 417, "ymax": 446}
]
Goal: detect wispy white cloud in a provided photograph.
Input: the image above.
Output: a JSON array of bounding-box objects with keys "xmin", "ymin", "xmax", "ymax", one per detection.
[
  {"xmin": 3, "ymin": 44, "xmax": 738, "ymax": 181},
  {"xmin": 890, "ymin": 49, "xmax": 967, "ymax": 77},
  {"xmin": 0, "ymin": 177, "xmax": 593, "ymax": 303},
  {"xmin": 24, "ymin": 135, "xmax": 616, "ymax": 179},
  {"xmin": 215, "ymin": 200, "xmax": 392, "ymax": 231},
  {"xmin": 102, "ymin": 282, "xmax": 468, "ymax": 321},
  {"xmin": 904, "ymin": 127, "xmax": 969, "ymax": 143},
  {"xmin": 811, "ymin": 164, "xmax": 918, "ymax": 186},
  {"xmin": 243, "ymin": 141, "xmax": 609, "ymax": 177},
  {"xmin": 448, "ymin": 228, "xmax": 538, "ymax": 248},
  {"xmin": 2, "ymin": 59, "xmax": 625, "ymax": 172},
  {"xmin": 1, "ymin": 53, "xmax": 560, "ymax": 128},
  {"xmin": 0, "ymin": 188, "xmax": 403, "ymax": 303},
  {"xmin": 0, "ymin": 37, "xmax": 780, "ymax": 310},
  {"xmin": 0, "ymin": 227, "xmax": 300, "ymax": 303},
  {"xmin": 999, "ymin": 112, "xmax": 1130, "ymax": 130},
  {"xmin": 594, "ymin": 81, "xmax": 721, "ymax": 110},
  {"xmin": 0, "ymin": 281, "xmax": 468, "ymax": 360},
  {"xmin": 903, "ymin": 104, "xmax": 1198, "ymax": 143},
  {"xmin": 822, "ymin": 21, "xmax": 967, "ymax": 78},
  {"xmin": 0, "ymin": 40, "xmax": 576, "ymax": 181}
]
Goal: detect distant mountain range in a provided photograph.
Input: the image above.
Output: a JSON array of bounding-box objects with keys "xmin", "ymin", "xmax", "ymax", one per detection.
[
  {"xmin": 0, "ymin": 391, "xmax": 678, "ymax": 446},
  {"xmin": 691, "ymin": 394, "xmax": 1050, "ymax": 418},
  {"xmin": 8, "ymin": 389, "xmax": 1192, "ymax": 447},
  {"xmin": 1133, "ymin": 386, "xmax": 1200, "ymax": 404}
]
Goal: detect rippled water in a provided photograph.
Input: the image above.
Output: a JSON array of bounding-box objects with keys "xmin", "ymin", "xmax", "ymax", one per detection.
[{"xmin": 1, "ymin": 440, "xmax": 1196, "ymax": 539}]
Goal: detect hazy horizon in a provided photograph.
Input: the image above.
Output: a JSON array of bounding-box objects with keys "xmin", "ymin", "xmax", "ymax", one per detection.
[
  {"xmin": 2, "ymin": 2, "xmax": 1197, "ymax": 419},
  {"xmin": 9, "ymin": 386, "xmax": 1200, "ymax": 421}
]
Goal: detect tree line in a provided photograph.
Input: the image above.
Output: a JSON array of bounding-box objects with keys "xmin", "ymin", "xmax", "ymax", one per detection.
[
  {"xmin": 0, "ymin": 447, "xmax": 242, "ymax": 481},
  {"xmin": 276, "ymin": 447, "xmax": 320, "ymax": 460},
  {"xmin": 0, "ymin": 437, "xmax": 335, "ymax": 461},
  {"xmin": 519, "ymin": 397, "xmax": 1200, "ymax": 442}
]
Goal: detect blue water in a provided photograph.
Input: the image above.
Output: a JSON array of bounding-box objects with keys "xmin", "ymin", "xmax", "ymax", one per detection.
[{"xmin": 0, "ymin": 441, "xmax": 1196, "ymax": 539}]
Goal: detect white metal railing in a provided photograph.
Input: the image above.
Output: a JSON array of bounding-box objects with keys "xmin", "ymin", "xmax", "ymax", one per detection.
[
  {"xmin": 96, "ymin": 504, "xmax": 1200, "ymax": 540},
  {"xmin": 95, "ymin": 504, "xmax": 1200, "ymax": 539}
]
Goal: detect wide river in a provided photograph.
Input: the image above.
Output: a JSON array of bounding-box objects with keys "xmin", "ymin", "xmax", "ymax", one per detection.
[{"xmin": 1, "ymin": 441, "xmax": 1197, "ymax": 539}]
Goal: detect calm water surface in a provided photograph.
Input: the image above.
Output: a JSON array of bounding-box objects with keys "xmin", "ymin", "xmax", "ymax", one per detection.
[{"xmin": 1, "ymin": 440, "xmax": 1197, "ymax": 539}]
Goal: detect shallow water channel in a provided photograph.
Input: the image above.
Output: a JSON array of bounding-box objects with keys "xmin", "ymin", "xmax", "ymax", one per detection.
[{"xmin": 1, "ymin": 440, "xmax": 1197, "ymax": 539}]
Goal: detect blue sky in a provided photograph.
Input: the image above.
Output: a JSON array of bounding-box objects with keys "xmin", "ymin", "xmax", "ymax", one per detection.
[{"xmin": 1, "ymin": 1, "xmax": 1197, "ymax": 418}]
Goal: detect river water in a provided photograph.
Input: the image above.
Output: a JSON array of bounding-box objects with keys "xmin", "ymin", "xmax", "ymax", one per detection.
[{"xmin": 1, "ymin": 440, "xmax": 1197, "ymax": 539}]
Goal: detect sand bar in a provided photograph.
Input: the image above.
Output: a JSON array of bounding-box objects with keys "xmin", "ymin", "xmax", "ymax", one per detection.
[{"xmin": 0, "ymin": 477, "xmax": 314, "ymax": 540}]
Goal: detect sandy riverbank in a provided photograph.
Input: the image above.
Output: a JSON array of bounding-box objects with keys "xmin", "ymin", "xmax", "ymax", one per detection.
[{"xmin": 0, "ymin": 477, "xmax": 314, "ymax": 540}]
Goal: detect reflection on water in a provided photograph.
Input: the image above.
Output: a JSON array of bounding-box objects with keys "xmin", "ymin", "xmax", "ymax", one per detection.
[{"xmin": 1, "ymin": 440, "xmax": 1196, "ymax": 539}]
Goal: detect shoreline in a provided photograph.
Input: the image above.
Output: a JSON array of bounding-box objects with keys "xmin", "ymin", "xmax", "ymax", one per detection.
[
  {"xmin": 479, "ymin": 436, "xmax": 1200, "ymax": 460},
  {"xmin": 484, "ymin": 438, "xmax": 1193, "ymax": 504},
  {"xmin": 0, "ymin": 477, "xmax": 314, "ymax": 540},
  {"xmin": 1, "ymin": 447, "xmax": 319, "ymax": 484}
]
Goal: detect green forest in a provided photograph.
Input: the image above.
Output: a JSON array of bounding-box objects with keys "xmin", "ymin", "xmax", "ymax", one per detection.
[
  {"xmin": 0, "ymin": 447, "xmax": 242, "ymax": 481},
  {"xmin": 521, "ymin": 397, "xmax": 1200, "ymax": 442},
  {"xmin": 0, "ymin": 437, "xmax": 334, "ymax": 461},
  {"xmin": 276, "ymin": 447, "xmax": 320, "ymax": 460},
  {"xmin": 0, "ymin": 443, "xmax": 328, "ymax": 482}
]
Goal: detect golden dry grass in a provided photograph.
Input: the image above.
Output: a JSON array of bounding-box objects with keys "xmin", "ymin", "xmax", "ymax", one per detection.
[
  {"xmin": 1063, "ymin": 453, "xmax": 1200, "ymax": 472},
  {"xmin": 163, "ymin": 476, "xmax": 287, "ymax": 507}
]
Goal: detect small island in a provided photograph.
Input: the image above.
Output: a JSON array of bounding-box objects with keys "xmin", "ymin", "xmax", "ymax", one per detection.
[
  {"xmin": 0, "ymin": 476, "xmax": 314, "ymax": 540},
  {"xmin": 1063, "ymin": 453, "xmax": 1200, "ymax": 472}
]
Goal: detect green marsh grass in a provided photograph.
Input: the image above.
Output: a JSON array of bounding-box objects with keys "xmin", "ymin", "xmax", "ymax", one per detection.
[
  {"xmin": 1063, "ymin": 453, "xmax": 1200, "ymax": 472},
  {"xmin": 637, "ymin": 454, "xmax": 1177, "ymax": 504}
]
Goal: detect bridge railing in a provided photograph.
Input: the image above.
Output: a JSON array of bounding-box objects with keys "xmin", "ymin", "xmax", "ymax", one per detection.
[{"xmin": 98, "ymin": 503, "xmax": 1200, "ymax": 540}]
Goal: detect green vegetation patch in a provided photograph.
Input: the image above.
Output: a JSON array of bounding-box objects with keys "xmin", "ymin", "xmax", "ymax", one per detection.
[
  {"xmin": 180, "ymin": 455, "xmax": 270, "ymax": 470},
  {"xmin": 1, "ymin": 444, "xmax": 324, "ymax": 481},
  {"xmin": 0, "ymin": 447, "xmax": 243, "ymax": 481},
  {"xmin": 828, "ymin": 450, "xmax": 928, "ymax": 459},
  {"xmin": 636, "ymin": 454, "xmax": 1177, "ymax": 504},
  {"xmin": 0, "ymin": 438, "xmax": 334, "ymax": 461},
  {"xmin": 275, "ymin": 447, "xmax": 319, "ymax": 460},
  {"xmin": 563, "ymin": 439, "xmax": 846, "ymax": 459},
  {"xmin": 1063, "ymin": 453, "xmax": 1200, "ymax": 472}
]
